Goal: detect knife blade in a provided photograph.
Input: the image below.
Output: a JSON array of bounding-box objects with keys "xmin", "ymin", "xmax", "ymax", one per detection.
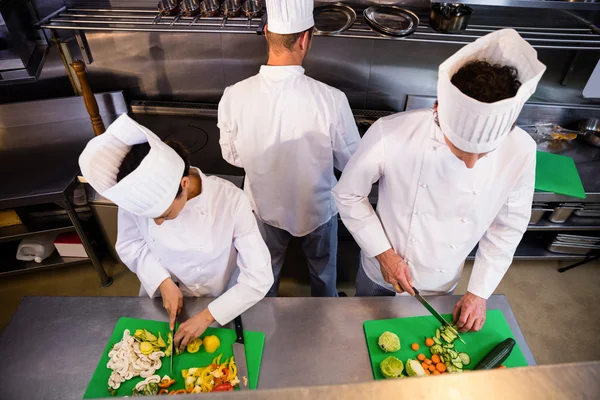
[
  {"xmin": 170, "ymin": 314, "xmax": 177, "ymax": 376},
  {"xmin": 412, "ymin": 287, "xmax": 466, "ymax": 345},
  {"xmin": 232, "ymin": 315, "xmax": 249, "ymax": 390}
]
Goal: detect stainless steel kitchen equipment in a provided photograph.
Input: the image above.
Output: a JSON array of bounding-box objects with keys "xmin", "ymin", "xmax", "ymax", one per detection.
[
  {"xmin": 221, "ymin": 0, "xmax": 242, "ymax": 17},
  {"xmin": 180, "ymin": 0, "xmax": 202, "ymax": 25},
  {"xmin": 429, "ymin": 3, "xmax": 473, "ymax": 34},
  {"xmin": 200, "ymin": 0, "xmax": 221, "ymax": 17},
  {"xmin": 530, "ymin": 207, "xmax": 553, "ymax": 224},
  {"xmin": 154, "ymin": 0, "xmax": 181, "ymax": 24},
  {"xmin": 233, "ymin": 315, "xmax": 249, "ymax": 390},
  {"xmin": 314, "ymin": 4, "xmax": 357, "ymax": 36},
  {"xmin": 241, "ymin": 0, "xmax": 264, "ymax": 19},
  {"xmin": 549, "ymin": 203, "xmax": 584, "ymax": 223},
  {"xmin": 579, "ymin": 118, "xmax": 600, "ymax": 148},
  {"xmin": 363, "ymin": 6, "xmax": 420, "ymax": 37},
  {"xmin": 574, "ymin": 203, "xmax": 600, "ymax": 217}
]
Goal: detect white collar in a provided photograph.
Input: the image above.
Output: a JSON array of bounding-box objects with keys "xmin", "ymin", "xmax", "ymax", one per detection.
[{"xmin": 259, "ymin": 65, "xmax": 305, "ymax": 80}]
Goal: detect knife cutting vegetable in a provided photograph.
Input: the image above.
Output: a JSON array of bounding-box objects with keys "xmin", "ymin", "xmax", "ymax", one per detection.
[{"xmin": 412, "ymin": 287, "xmax": 466, "ymax": 345}]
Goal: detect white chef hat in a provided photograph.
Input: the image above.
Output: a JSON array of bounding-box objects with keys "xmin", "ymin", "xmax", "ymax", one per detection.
[
  {"xmin": 438, "ymin": 29, "xmax": 547, "ymax": 153},
  {"xmin": 79, "ymin": 114, "xmax": 184, "ymax": 219},
  {"xmin": 266, "ymin": 0, "xmax": 314, "ymax": 34}
]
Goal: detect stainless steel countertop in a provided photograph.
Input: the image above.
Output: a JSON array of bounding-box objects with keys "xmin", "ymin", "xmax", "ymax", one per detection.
[{"xmin": 0, "ymin": 296, "xmax": 535, "ymax": 399}]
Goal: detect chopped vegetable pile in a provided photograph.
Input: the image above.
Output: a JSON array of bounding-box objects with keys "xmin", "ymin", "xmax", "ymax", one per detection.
[
  {"xmin": 378, "ymin": 331, "xmax": 401, "ymax": 353},
  {"xmin": 181, "ymin": 354, "xmax": 240, "ymax": 393},
  {"xmin": 377, "ymin": 323, "xmax": 472, "ymax": 379}
]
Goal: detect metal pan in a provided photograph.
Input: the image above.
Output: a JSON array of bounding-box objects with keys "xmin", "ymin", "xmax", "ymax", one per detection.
[
  {"xmin": 154, "ymin": 0, "xmax": 180, "ymax": 24},
  {"xmin": 429, "ymin": 3, "xmax": 472, "ymax": 34},
  {"xmin": 314, "ymin": 3, "xmax": 357, "ymax": 36},
  {"xmin": 363, "ymin": 5, "xmax": 419, "ymax": 37},
  {"xmin": 579, "ymin": 118, "xmax": 600, "ymax": 148},
  {"xmin": 180, "ymin": 0, "xmax": 202, "ymax": 25},
  {"xmin": 242, "ymin": 0, "xmax": 264, "ymax": 19}
]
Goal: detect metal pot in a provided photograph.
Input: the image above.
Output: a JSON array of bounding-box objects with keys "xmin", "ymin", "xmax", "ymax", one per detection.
[
  {"xmin": 242, "ymin": 0, "xmax": 263, "ymax": 18},
  {"xmin": 429, "ymin": 3, "xmax": 472, "ymax": 34},
  {"xmin": 200, "ymin": 0, "xmax": 220, "ymax": 17},
  {"xmin": 180, "ymin": 0, "xmax": 202, "ymax": 25},
  {"xmin": 154, "ymin": 0, "xmax": 181, "ymax": 24},
  {"xmin": 221, "ymin": 0, "xmax": 242, "ymax": 17},
  {"xmin": 579, "ymin": 118, "xmax": 600, "ymax": 148}
]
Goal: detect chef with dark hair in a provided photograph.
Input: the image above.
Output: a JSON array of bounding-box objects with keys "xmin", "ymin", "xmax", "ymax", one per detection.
[
  {"xmin": 333, "ymin": 30, "xmax": 546, "ymax": 332},
  {"xmin": 79, "ymin": 114, "xmax": 273, "ymax": 350}
]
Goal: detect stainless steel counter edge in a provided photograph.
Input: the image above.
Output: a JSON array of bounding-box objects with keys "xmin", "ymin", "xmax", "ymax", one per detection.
[
  {"xmin": 97, "ymin": 362, "xmax": 600, "ymax": 400},
  {"xmin": 0, "ymin": 296, "xmax": 537, "ymax": 399}
]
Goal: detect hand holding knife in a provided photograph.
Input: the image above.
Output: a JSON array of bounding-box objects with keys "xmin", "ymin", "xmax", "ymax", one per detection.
[{"xmin": 412, "ymin": 287, "xmax": 466, "ymax": 345}]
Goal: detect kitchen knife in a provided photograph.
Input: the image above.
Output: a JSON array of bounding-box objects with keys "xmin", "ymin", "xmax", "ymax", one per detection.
[
  {"xmin": 170, "ymin": 314, "xmax": 177, "ymax": 376},
  {"xmin": 412, "ymin": 287, "xmax": 466, "ymax": 345},
  {"xmin": 232, "ymin": 315, "xmax": 249, "ymax": 390}
]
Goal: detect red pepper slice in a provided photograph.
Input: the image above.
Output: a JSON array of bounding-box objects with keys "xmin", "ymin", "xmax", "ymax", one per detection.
[{"xmin": 212, "ymin": 383, "xmax": 234, "ymax": 392}]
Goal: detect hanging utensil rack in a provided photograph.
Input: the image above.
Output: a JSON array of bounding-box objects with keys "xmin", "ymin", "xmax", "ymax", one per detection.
[{"xmin": 39, "ymin": 7, "xmax": 600, "ymax": 51}]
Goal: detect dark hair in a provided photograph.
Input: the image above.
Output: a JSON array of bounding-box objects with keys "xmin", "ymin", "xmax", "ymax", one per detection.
[
  {"xmin": 116, "ymin": 141, "xmax": 190, "ymax": 197},
  {"xmin": 266, "ymin": 27, "xmax": 314, "ymax": 53},
  {"xmin": 451, "ymin": 61, "xmax": 522, "ymax": 103}
]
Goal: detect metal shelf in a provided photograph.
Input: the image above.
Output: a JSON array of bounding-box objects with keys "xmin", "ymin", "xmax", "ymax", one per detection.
[
  {"xmin": 0, "ymin": 251, "xmax": 89, "ymax": 278},
  {"xmin": 38, "ymin": 7, "xmax": 600, "ymax": 51},
  {"xmin": 0, "ymin": 221, "xmax": 75, "ymax": 244},
  {"xmin": 527, "ymin": 218, "xmax": 600, "ymax": 231}
]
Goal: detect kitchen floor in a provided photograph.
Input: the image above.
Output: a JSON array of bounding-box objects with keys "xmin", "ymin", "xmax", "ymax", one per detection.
[{"xmin": 0, "ymin": 257, "xmax": 598, "ymax": 366}]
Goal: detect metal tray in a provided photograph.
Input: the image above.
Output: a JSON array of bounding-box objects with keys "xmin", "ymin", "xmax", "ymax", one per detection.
[
  {"xmin": 547, "ymin": 243, "xmax": 600, "ymax": 255},
  {"xmin": 363, "ymin": 5, "xmax": 419, "ymax": 37},
  {"xmin": 314, "ymin": 3, "xmax": 356, "ymax": 35}
]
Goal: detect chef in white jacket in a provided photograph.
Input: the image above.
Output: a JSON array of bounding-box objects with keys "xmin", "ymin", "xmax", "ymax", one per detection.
[
  {"xmin": 333, "ymin": 30, "xmax": 546, "ymax": 332},
  {"xmin": 79, "ymin": 114, "xmax": 273, "ymax": 349},
  {"xmin": 218, "ymin": 0, "xmax": 360, "ymax": 296}
]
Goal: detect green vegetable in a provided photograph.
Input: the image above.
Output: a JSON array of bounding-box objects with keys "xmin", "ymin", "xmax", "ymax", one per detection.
[
  {"xmin": 108, "ymin": 387, "xmax": 117, "ymax": 396},
  {"xmin": 432, "ymin": 337, "xmax": 442, "ymax": 346},
  {"xmin": 131, "ymin": 389, "xmax": 143, "ymax": 397},
  {"xmin": 430, "ymin": 344, "xmax": 443, "ymax": 355},
  {"xmin": 378, "ymin": 331, "xmax": 401, "ymax": 353},
  {"xmin": 474, "ymin": 338, "xmax": 515, "ymax": 370},
  {"xmin": 405, "ymin": 359, "xmax": 426, "ymax": 377},
  {"xmin": 435, "ymin": 329, "xmax": 441, "ymax": 340},
  {"xmin": 143, "ymin": 383, "xmax": 159, "ymax": 396},
  {"xmin": 380, "ymin": 356, "xmax": 404, "ymax": 379},
  {"xmin": 458, "ymin": 352, "xmax": 470, "ymax": 366}
]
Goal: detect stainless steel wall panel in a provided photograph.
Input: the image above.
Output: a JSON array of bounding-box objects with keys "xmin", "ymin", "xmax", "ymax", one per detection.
[{"xmin": 221, "ymin": 33, "xmax": 266, "ymax": 87}]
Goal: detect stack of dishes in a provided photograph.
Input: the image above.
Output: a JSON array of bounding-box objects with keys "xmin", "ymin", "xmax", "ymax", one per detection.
[{"xmin": 363, "ymin": 5, "xmax": 420, "ymax": 37}]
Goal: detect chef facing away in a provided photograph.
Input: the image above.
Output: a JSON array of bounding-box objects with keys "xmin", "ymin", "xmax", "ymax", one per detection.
[
  {"xmin": 333, "ymin": 29, "xmax": 547, "ymax": 332},
  {"xmin": 79, "ymin": 114, "xmax": 274, "ymax": 350},
  {"xmin": 218, "ymin": 0, "xmax": 360, "ymax": 297}
]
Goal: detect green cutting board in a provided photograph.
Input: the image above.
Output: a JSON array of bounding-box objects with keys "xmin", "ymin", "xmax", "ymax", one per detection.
[
  {"xmin": 364, "ymin": 310, "xmax": 528, "ymax": 380},
  {"xmin": 535, "ymin": 151, "xmax": 586, "ymax": 199},
  {"xmin": 83, "ymin": 317, "xmax": 265, "ymax": 398}
]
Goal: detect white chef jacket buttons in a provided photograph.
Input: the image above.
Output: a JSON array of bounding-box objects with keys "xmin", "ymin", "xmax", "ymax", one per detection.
[
  {"xmin": 420, "ymin": 183, "xmax": 428, "ymax": 188},
  {"xmin": 460, "ymin": 217, "xmax": 469, "ymax": 223},
  {"xmin": 149, "ymin": 238, "xmax": 155, "ymax": 242},
  {"xmin": 409, "ymin": 237, "xmax": 416, "ymax": 243},
  {"xmin": 415, "ymin": 211, "xmax": 422, "ymax": 215},
  {"xmin": 473, "ymin": 190, "xmax": 479, "ymax": 195},
  {"xmin": 449, "ymin": 244, "xmax": 457, "ymax": 249},
  {"xmin": 438, "ymin": 269, "xmax": 446, "ymax": 273}
]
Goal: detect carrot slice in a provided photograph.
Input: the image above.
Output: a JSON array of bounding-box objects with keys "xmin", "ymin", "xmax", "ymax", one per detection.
[
  {"xmin": 411, "ymin": 343, "xmax": 419, "ymax": 351},
  {"xmin": 425, "ymin": 338, "xmax": 434, "ymax": 347},
  {"xmin": 421, "ymin": 362, "xmax": 429, "ymax": 370},
  {"xmin": 424, "ymin": 358, "xmax": 433, "ymax": 365},
  {"xmin": 436, "ymin": 363, "xmax": 447, "ymax": 372},
  {"xmin": 428, "ymin": 365, "xmax": 436, "ymax": 372},
  {"xmin": 417, "ymin": 353, "xmax": 426, "ymax": 361},
  {"xmin": 432, "ymin": 370, "xmax": 441, "ymax": 375},
  {"xmin": 431, "ymin": 354, "xmax": 440, "ymax": 364}
]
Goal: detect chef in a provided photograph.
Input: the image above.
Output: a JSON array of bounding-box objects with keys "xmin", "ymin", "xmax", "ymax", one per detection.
[
  {"xmin": 333, "ymin": 30, "xmax": 546, "ymax": 332},
  {"xmin": 218, "ymin": 0, "xmax": 360, "ymax": 296},
  {"xmin": 79, "ymin": 114, "xmax": 274, "ymax": 349}
]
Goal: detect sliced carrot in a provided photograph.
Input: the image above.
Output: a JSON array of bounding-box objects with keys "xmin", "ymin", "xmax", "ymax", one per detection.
[
  {"xmin": 424, "ymin": 369, "xmax": 431, "ymax": 375},
  {"xmin": 424, "ymin": 358, "xmax": 433, "ymax": 365},
  {"xmin": 425, "ymin": 338, "xmax": 434, "ymax": 347},
  {"xmin": 421, "ymin": 362, "xmax": 429, "ymax": 370},
  {"xmin": 417, "ymin": 353, "xmax": 426, "ymax": 361},
  {"xmin": 497, "ymin": 365, "xmax": 507, "ymax": 369},
  {"xmin": 436, "ymin": 363, "xmax": 446, "ymax": 372},
  {"xmin": 431, "ymin": 354, "xmax": 440, "ymax": 364},
  {"xmin": 432, "ymin": 370, "xmax": 441, "ymax": 375},
  {"xmin": 428, "ymin": 365, "xmax": 436, "ymax": 372},
  {"xmin": 411, "ymin": 343, "xmax": 419, "ymax": 351}
]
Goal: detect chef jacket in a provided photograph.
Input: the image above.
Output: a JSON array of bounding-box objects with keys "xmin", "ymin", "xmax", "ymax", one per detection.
[
  {"xmin": 218, "ymin": 65, "xmax": 360, "ymax": 236},
  {"xmin": 115, "ymin": 169, "xmax": 274, "ymax": 325},
  {"xmin": 332, "ymin": 109, "xmax": 536, "ymax": 298}
]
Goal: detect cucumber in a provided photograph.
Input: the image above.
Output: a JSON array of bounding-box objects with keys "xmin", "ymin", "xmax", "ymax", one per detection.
[
  {"xmin": 448, "ymin": 350, "xmax": 458, "ymax": 358},
  {"xmin": 458, "ymin": 353, "xmax": 470, "ymax": 366},
  {"xmin": 446, "ymin": 325, "xmax": 460, "ymax": 336},
  {"xmin": 451, "ymin": 359, "xmax": 463, "ymax": 369},
  {"xmin": 433, "ymin": 337, "xmax": 442, "ymax": 345},
  {"xmin": 436, "ymin": 329, "xmax": 441, "ymax": 340},
  {"xmin": 440, "ymin": 333, "xmax": 453, "ymax": 344},
  {"xmin": 474, "ymin": 338, "xmax": 516, "ymax": 370},
  {"xmin": 442, "ymin": 343, "xmax": 454, "ymax": 349}
]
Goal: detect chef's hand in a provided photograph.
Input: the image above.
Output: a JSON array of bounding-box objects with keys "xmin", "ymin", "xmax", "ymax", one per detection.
[
  {"xmin": 376, "ymin": 248, "xmax": 415, "ymax": 296},
  {"xmin": 453, "ymin": 292, "xmax": 486, "ymax": 332},
  {"xmin": 159, "ymin": 278, "xmax": 183, "ymax": 330},
  {"xmin": 175, "ymin": 308, "xmax": 215, "ymax": 352}
]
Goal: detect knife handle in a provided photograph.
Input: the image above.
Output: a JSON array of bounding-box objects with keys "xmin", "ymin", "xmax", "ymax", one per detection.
[
  {"xmin": 234, "ymin": 315, "xmax": 244, "ymax": 344},
  {"xmin": 413, "ymin": 287, "xmax": 420, "ymax": 295}
]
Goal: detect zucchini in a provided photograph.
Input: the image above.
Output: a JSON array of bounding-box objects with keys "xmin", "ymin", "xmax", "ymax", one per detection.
[
  {"xmin": 448, "ymin": 350, "xmax": 458, "ymax": 358},
  {"xmin": 440, "ymin": 333, "xmax": 453, "ymax": 344},
  {"xmin": 436, "ymin": 329, "xmax": 441, "ymax": 340},
  {"xmin": 446, "ymin": 325, "xmax": 459, "ymax": 336},
  {"xmin": 433, "ymin": 337, "xmax": 442, "ymax": 345},
  {"xmin": 458, "ymin": 353, "xmax": 470, "ymax": 366},
  {"xmin": 474, "ymin": 338, "xmax": 516, "ymax": 370},
  {"xmin": 442, "ymin": 343, "xmax": 454, "ymax": 349}
]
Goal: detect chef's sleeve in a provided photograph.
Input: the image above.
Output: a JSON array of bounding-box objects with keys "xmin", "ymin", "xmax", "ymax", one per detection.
[
  {"xmin": 332, "ymin": 119, "xmax": 392, "ymax": 258},
  {"xmin": 467, "ymin": 150, "xmax": 536, "ymax": 299},
  {"xmin": 218, "ymin": 86, "xmax": 243, "ymax": 168},
  {"xmin": 332, "ymin": 92, "xmax": 361, "ymax": 171},
  {"xmin": 208, "ymin": 195, "xmax": 274, "ymax": 325},
  {"xmin": 115, "ymin": 208, "xmax": 171, "ymax": 297}
]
